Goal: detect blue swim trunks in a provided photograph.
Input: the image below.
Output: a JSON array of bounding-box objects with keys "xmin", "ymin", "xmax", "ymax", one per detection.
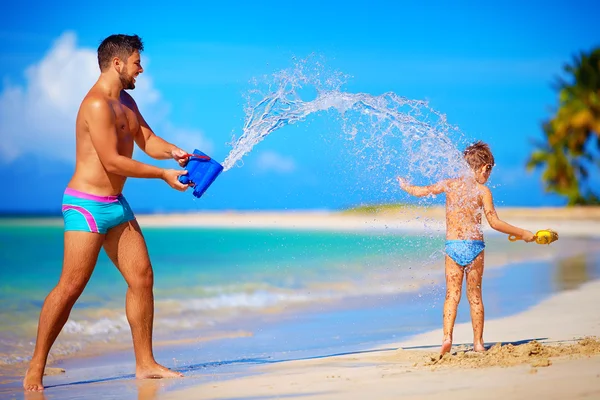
[
  {"xmin": 62, "ymin": 188, "xmax": 135, "ymax": 234},
  {"xmin": 445, "ymin": 240, "xmax": 485, "ymax": 267}
]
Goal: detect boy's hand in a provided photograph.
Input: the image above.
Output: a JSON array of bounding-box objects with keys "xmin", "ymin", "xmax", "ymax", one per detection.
[
  {"xmin": 397, "ymin": 176, "xmax": 409, "ymax": 190},
  {"xmin": 521, "ymin": 230, "xmax": 536, "ymax": 243},
  {"xmin": 171, "ymin": 147, "xmax": 190, "ymax": 168}
]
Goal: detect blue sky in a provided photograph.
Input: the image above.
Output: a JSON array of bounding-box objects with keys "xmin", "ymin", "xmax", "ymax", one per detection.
[{"xmin": 1, "ymin": 0, "xmax": 599, "ymax": 213}]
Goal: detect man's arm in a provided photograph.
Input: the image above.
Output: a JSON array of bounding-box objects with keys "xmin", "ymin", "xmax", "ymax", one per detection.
[
  {"xmin": 397, "ymin": 177, "xmax": 447, "ymax": 197},
  {"xmin": 86, "ymin": 97, "xmax": 188, "ymax": 190},
  {"xmin": 481, "ymin": 186, "xmax": 535, "ymax": 241},
  {"xmin": 123, "ymin": 92, "xmax": 184, "ymax": 161}
]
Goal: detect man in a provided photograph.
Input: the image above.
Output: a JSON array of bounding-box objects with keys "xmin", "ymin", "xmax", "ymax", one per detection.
[{"xmin": 24, "ymin": 34, "xmax": 189, "ymax": 391}]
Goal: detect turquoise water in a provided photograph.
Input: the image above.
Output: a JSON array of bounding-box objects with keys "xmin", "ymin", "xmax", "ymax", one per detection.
[{"xmin": 0, "ymin": 222, "xmax": 445, "ymax": 365}]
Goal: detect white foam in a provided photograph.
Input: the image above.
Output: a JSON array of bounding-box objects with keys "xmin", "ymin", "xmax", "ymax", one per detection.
[{"xmin": 62, "ymin": 316, "xmax": 129, "ymax": 336}]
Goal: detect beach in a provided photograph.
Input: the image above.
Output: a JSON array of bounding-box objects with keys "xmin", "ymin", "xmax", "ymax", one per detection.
[
  {"xmin": 0, "ymin": 206, "xmax": 599, "ymax": 400},
  {"xmin": 163, "ymin": 279, "xmax": 600, "ymax": 400},
  {"xmin": 159, "ymin": 207, "xmax": 600, "ymax": 400},
  {"xmin": 3, "ymin": 3, "xmax": 599, "ymax": 399}
]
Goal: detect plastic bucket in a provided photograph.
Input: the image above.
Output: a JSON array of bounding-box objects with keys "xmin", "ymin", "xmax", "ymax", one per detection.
[{"xmin": 178, "ymin": 149, "xmax": 224, "ymax": 198}]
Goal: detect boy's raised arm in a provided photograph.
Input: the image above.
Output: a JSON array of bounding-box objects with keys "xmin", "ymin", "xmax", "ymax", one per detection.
[
  {"xmin": 397, "ymin": 177, "xmax": 448, "ymax": 198},
  {"xmin": 481, "ymin": 186, "xmax": 535, "ymax": 241}
]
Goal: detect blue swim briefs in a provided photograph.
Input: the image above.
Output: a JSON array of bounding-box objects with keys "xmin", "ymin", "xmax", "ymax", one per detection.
[
  {"xmin": 62, "ymin": 188, "xmax": 135, "ymax": 234},
  {"xmin": 445, "ymin": 240, "xmax": 485, "ymax": 267}
]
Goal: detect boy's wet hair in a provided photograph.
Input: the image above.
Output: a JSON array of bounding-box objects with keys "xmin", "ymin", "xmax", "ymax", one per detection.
[
  {"xmin": 463, "ymin": 141, "xmax": 495, "ymax": 170},
  {"xmin": 97, "ymin": 34, "xmax": 144, "ymax": 71}
]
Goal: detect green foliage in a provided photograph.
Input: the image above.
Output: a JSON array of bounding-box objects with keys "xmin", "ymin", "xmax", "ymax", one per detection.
[
  {"xmin": 527, "ymin": 47, "xmax": 600, "ymax": 205},
  {"xmin": 342, "ymin": 203, "xmax": 416, "ymax": 214}
]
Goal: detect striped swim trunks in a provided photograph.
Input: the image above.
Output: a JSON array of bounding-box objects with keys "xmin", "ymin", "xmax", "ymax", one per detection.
[{"xmin": 61, "ymin": 188, "xmax": 135, "ymax": 234}]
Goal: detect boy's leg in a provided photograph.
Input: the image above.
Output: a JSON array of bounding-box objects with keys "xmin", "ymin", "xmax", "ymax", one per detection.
[
  {"xmin": 442, "ymin": 255, "xmax": 464, "ymax": 354},
  {"xmin": 103, "ymin": 219, "xmax": 182, "ymax": 379},
  {"xmin": 465, "ymin": 251, "xmax": 485, "ymax": 351},
  {"xmin": 23, "ymin": 231, "xmax": 104, "ymax": 391}
]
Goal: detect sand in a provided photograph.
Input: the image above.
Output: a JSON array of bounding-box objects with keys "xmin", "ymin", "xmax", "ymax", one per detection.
[
  {"xmin": 5, "ymin": 206, "xmax": 600, "ymax": 238},
  {"xmin": 43, "ymin": 367, "xmax": 65, "ymax": 376},
  {"xmin": 390, "ymin": 337, "xmax": 600, "ymax": 369},
  {"xmin": 131, "ymin": 207, "xmax": 600, "ymax": 237},
  {"xmin": 162, "ymin": 278, "xmax": 600, "ymax": 400}
]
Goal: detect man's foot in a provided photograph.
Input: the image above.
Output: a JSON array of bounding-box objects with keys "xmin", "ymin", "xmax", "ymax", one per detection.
[
  {"xmin": 136, "ymin": 363, "xmax": 183, "ymax": 380},
  {"xmin": 440, "ymin": 339, "xmax": 452, "ymax": 355},
  {"xmin": 23, "ymin": 367, "xmax": 44, "ymax": 392},
  {"xmin": 473, "ymin": 343, "xmax": 486, "ymax": 352}
]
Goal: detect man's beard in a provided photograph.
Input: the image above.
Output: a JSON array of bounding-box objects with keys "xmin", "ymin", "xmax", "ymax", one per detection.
[{"xmin": 119, "ymin": 71, "xmax": 135, "ymax": 90}]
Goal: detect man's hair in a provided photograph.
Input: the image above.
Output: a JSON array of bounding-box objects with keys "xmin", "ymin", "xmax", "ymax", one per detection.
[
  {"xmin": 463, "ymin": 141, "xmax": 495, "ymax": 170},
  {"xmin": 97, "ymin": 34, "xmax": 144, "ymax": 71}
]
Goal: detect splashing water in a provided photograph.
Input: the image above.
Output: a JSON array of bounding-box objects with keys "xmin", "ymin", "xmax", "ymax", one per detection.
[{"xmin": 223, "ymin": 58, "xmax": 472, "ymax": 190}]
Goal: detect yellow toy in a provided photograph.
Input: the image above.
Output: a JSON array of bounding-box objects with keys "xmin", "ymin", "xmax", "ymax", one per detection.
[{"xmin": 508, "ymin": 229, "xmax": 559, "ymax": 244}]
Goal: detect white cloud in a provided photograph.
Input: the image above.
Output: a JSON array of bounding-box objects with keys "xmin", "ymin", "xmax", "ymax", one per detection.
[
  {"xmin": 256, "ymin": 151, "xmax": 296, "ymax": 174},
  {"xmin": 0, "ymin": 31, "xmax": 211, "ymax": 164}
]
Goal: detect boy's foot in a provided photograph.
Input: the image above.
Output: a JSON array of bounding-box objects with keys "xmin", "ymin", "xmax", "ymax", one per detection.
[
  {"xmin": 136, "ymin": 363, "xmax": 183, "ymax": 379},
  {"xmin": 440, "ymin": 339, "xmax": 452, "ymax": 355},
  {"xmin": 473, "ymin": 343, "xmax": 486, "ymax": 352},
  {"xmin": 23, "ymin": 368, "xmax": 44, "ymax": 392}
]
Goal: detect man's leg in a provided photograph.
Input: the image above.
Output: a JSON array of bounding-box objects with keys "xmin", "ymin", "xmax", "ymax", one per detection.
[
  {"xmin": 466, "ymin": 251, "xmax": 485, "ymax": 352},
  {"xmin": 23, "ymin": 231, "xmax": 104, "ymax": 391},
  {"xmin": 103, "ymin": 219, "xmax": 182, "ymax": 379},
  {"xmin": 442, "ymin": 255, "xmax": 465, "ymax": 355}
]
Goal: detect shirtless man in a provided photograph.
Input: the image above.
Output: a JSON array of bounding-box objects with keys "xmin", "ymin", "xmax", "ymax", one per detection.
[
  {"xmin": 24, "ymin": 34, "xmax": 189, "ymax": 391},
  {"xmin": 397, "ymin": 141, "xmax": 536, "ymax": 355}
]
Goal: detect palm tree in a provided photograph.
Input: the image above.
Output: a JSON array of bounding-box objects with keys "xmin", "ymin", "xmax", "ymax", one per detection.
[{"xmin": 527, "ymin": 47, "xmax": 600, "ymax": 205}]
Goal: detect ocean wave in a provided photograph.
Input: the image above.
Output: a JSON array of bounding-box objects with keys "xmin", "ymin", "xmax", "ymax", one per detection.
[
  {"xmin": 62, "ymin": 315, "xmax": 130, "ymax": 336},
  {"xmin": 0, "ymin": 274, "xmax": 436, "ymax": 365},
  {"xmin": 176, "ymin": 290, "xmax": 319, "ymax": 311},
  {"xmin": 0, "ymin": 338, "xmax": 85, "ymax": 366}
]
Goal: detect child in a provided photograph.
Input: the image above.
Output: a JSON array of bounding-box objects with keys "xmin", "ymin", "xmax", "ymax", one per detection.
[{"xmin": 397, "ymin": 141, "xmax": 535, "ymax": 355}]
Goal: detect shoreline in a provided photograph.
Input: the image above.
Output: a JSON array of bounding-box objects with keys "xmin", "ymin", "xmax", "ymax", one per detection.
[
  {"xmin": 1, "ymin": 234, "xmax": 596, "ymax": 375},
  {"xmin": 163, "ymin": 277, "xmax": 600, "ymax": 400},
  {"xmin": 0, "ymin": 257, "xmax": 597, "ymax": 399},
  {"xmin": 2, "ymin": 244, "xmax": 597, "ymax": 385}
]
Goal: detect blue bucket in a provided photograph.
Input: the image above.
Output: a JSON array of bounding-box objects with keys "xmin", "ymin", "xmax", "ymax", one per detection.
[{"xmin": 178, "ymin": 149, "xmax": 224, "ymax": 198}]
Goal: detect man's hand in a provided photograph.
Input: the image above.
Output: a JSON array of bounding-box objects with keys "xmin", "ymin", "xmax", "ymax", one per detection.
[
  {"xmin": 521, "ymin": 230, "xmax": 536, "ymax": 243},
  {"xmin": 162, "ymin": 169, "xmax": 189, "ymax": 192},
  {"xmin": 171, "ymin": 148, "xmax": 190, "ymax": 168}
]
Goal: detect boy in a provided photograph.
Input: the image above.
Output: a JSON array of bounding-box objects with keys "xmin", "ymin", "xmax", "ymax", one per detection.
[{"xmin": 397, "ymin": 141, "xmax": 535, "ymax": 355}]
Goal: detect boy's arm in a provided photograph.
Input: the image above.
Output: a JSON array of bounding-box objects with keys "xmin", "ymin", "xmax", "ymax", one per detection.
[
  {"xmin": 481, "ymin": 186, "xmax": 535, "ymax": 241},
  {"xmin": 397, "ymin": 177, "xmax": 447, "ymax": 197}
]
